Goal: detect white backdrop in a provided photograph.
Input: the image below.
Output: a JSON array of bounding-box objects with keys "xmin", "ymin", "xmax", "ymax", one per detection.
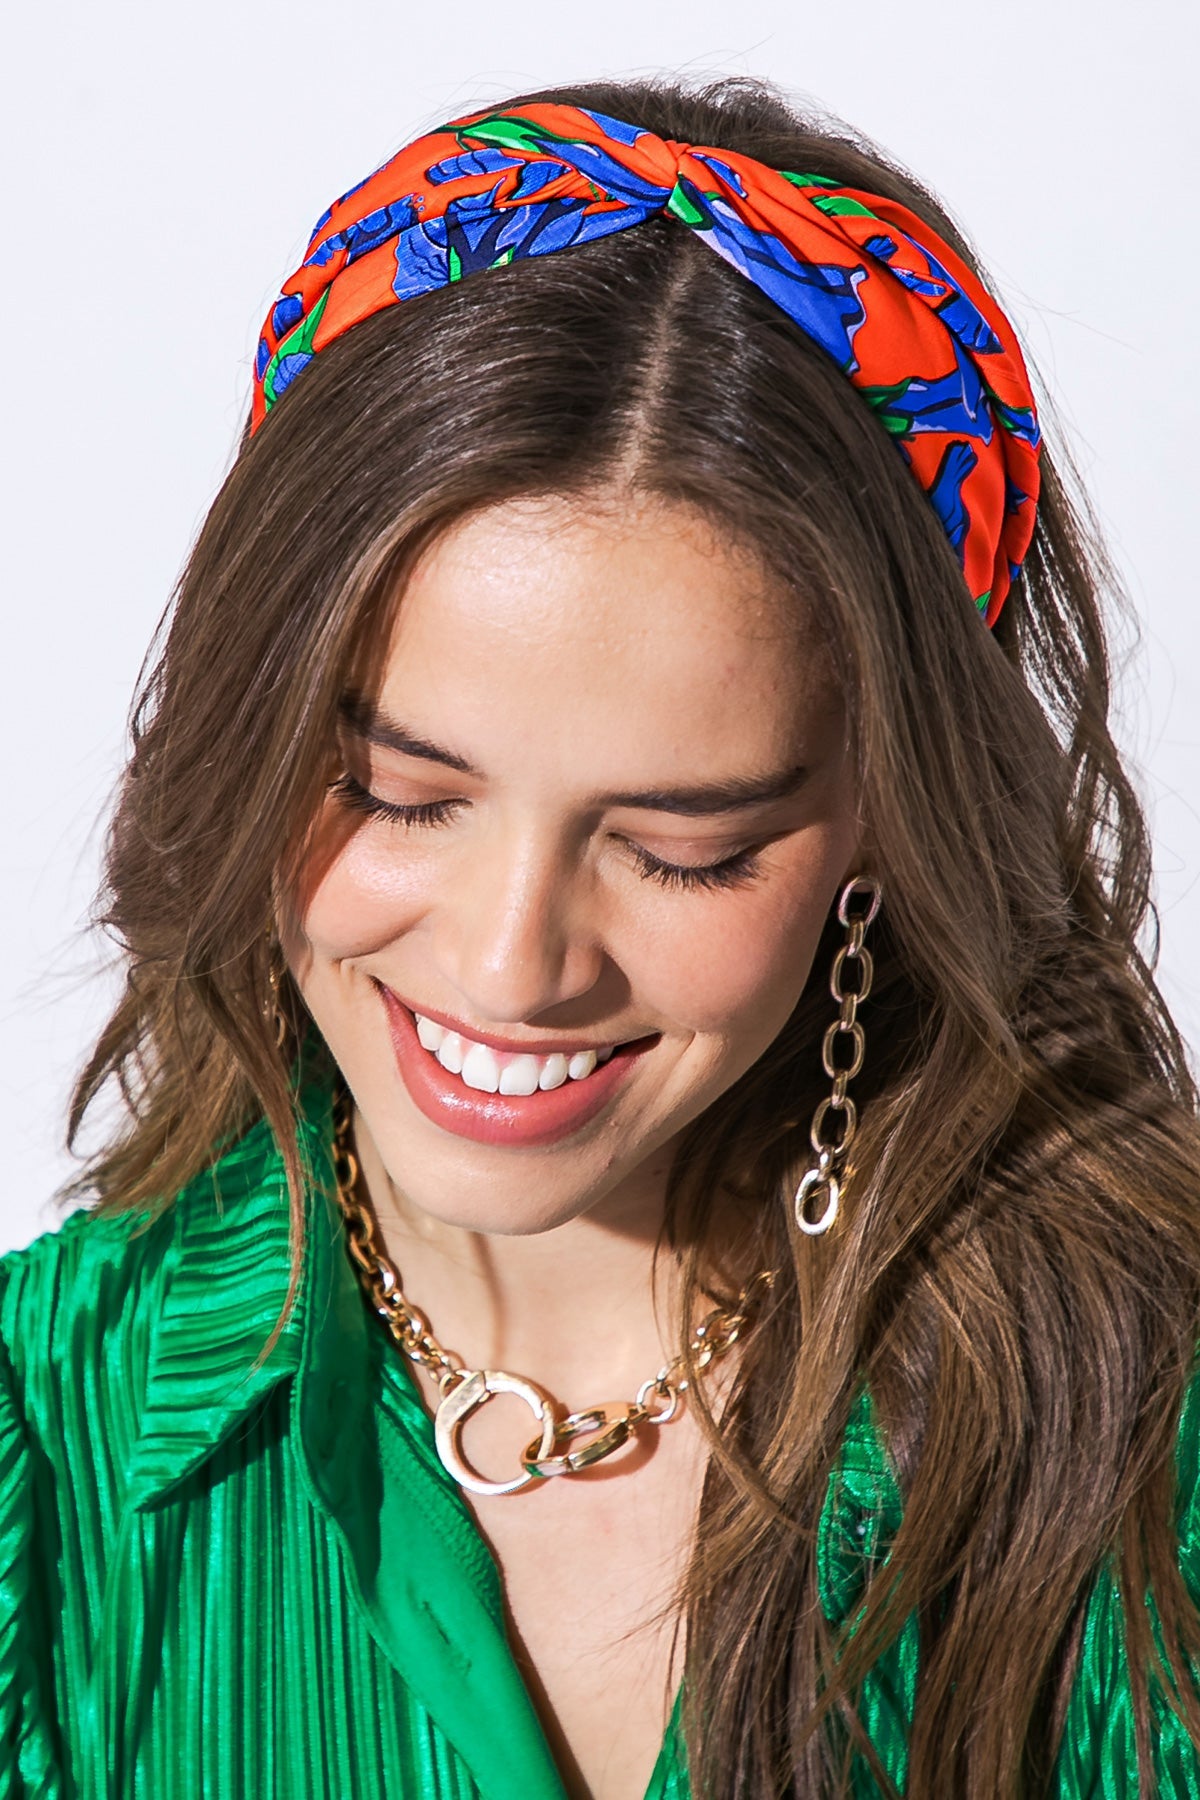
[{"xmin": 2, "ymin": 0, "xmax": 1196, "ymax": 1252}]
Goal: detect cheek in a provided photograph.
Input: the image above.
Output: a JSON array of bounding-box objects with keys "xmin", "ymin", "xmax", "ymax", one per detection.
[
  {"xmin": 623, "ymin": 855, "xmax": 841, "ymax": 1043},
  {"xmin": 292, "ymin": 814, "xmax": 433, "ymax": 961}
]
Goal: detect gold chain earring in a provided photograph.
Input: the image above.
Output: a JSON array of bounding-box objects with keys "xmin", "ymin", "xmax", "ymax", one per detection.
[
  {"xmin": 264, "ymin": 933, "xmax": 289, "ymax": 1050},
  {"xmin": 793, "ymin": 876, "xmax": 882, "ymax": 1237}
]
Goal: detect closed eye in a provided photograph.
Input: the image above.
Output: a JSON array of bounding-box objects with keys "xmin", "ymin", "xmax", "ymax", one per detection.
[
  {"xmin": 330, "ymin": 771, "xmax": 465, "ymax": 828},
  {"xmin": 622, "ymin": 841, "xmax": 764, "ymax": 892}
]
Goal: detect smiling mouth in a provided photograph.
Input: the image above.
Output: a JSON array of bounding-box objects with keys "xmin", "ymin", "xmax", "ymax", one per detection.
[
  {"xmin": 411, "ymin": 1011, "xmax": 622, "ymax": 1096},
  {"xmin": 375, "ymin": 981, "xmax": 658, "ymax": 1095},
  {"xmin": 376, "ymin": 983, "xmax": 660, "ymax": 1147}
]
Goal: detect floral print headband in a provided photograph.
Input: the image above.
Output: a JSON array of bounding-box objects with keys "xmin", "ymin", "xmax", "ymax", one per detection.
[{"xmin": 253, "ymin": 103, "xmax": 1042, "ymax": 625}]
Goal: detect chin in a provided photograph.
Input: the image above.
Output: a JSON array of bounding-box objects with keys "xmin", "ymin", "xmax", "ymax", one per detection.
[{"xmin": 371, "ymin": 1154, "xmax": 615, "ymax": 1238}]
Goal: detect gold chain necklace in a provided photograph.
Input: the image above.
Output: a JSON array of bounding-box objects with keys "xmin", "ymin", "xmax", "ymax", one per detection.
[{"xmin": 332, "ymin": 1086, "xmax": 774, "ymax": 1497}]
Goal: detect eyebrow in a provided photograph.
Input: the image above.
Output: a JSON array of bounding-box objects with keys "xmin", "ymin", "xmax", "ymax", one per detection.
[{"xmin": 340, "ymin": 699, "xmax": 810, "ymax": 817}]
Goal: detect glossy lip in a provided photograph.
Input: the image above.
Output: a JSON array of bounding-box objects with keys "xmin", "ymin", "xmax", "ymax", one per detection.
[{"xmin": 377, "ymin": 983, "xmax": 660, "ymax": 1148}]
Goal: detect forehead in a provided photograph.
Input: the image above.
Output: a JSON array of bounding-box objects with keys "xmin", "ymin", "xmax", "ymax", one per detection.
[{"xmin": 371, "ymin": 493, "xmax": 836, "ymax": 758}]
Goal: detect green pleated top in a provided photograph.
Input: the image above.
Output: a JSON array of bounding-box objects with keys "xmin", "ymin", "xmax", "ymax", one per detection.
[{"xmin": 4, "ymin": 1067, "xmax": 1200, "ymax": 1797}]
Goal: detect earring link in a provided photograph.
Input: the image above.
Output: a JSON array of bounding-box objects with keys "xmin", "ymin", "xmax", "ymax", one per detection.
[
  {"xmin": 793, "ymin": 876, "xmax": 881, "ymax": 1237},
  {"xmin": 265, "ymin": 933, "xmax": 289, "ymax": 1050}
]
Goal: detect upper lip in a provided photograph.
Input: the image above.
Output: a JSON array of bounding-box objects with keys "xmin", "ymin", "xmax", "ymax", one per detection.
[{"xmin": 378, "ymin": 982, "xmax": 655, "ymax": 1058}]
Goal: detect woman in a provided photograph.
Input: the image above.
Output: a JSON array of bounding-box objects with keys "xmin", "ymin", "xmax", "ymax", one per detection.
[{"xmin": 3, "ymin": 72, "xmax": 1200, "ymax": 1800}]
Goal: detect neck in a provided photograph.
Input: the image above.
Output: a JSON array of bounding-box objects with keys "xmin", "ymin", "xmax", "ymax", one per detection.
[{"xmin": 350, "ymin": 1105, "xmax": 687, "ymax": 1403}]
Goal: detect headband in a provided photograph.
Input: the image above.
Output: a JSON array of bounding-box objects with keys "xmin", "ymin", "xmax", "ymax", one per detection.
[{"xmin": 253, "ymin": 103, "xmax": 1041, "ymax": 625}]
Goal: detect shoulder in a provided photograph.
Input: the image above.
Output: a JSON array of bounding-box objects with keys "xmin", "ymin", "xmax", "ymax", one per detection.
[
  {"xmin": 0, "ymin": 1197, "xmax": 177, "ymax": 1398},
  {"xmin": 0, "ymin": 1200, "xmax": 185, "ymax": 1793},
  {"xmin": 1174, "ymin": 1358, "xmax": 1200, "ymax": 1591},
  {"xmin": 1050, "ymin": 1360, "xmax": 1200, "ymax": 1794},
  {"xmin": 0, "ymin": 1106, "xmax": 292, "ymax": 1441}
]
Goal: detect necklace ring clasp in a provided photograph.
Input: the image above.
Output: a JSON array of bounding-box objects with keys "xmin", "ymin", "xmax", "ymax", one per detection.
[{"xmin": 433, "ymin": 1368, "xmax": 557, "ymax": 1497}]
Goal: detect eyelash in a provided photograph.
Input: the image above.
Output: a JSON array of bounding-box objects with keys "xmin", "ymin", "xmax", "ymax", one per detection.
[
  {"xmin": 330, "ymin": 772, "xmax": 764, "ymax": 893},
  {"xmin": 623, "ymin": 842, "xmax": 762, "ymax": 892},
  {"xmin": 332, "ymin": 772, "xmax": 462, "ymax": 830}
]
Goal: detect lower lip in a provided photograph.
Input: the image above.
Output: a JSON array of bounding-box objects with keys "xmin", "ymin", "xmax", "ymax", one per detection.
[{"xmin": 378, "ymin": 986, "xmax": 659, "ymax": 1148}]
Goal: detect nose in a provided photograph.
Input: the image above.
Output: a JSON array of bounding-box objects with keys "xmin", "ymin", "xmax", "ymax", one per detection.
[{"xmin": 431, "ymin": 823, "xmax": 606, "ymax": 1026}]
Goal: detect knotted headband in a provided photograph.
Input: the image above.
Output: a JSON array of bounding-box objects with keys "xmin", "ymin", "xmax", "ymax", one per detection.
[{"xmin": 253, "ymin": 103, "xmax": 1042, "ymax": 625}]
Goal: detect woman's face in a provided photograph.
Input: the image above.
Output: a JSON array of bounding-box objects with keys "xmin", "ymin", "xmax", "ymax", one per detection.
[{"xmin": 287, "ymin": 491, "xmax": 863, "ymax": 1237}]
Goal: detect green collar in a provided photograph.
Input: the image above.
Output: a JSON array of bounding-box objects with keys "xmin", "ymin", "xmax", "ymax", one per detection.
[{"xmin": 124, "ymin": 1059, "xmax": 335, "ymax": 1512}]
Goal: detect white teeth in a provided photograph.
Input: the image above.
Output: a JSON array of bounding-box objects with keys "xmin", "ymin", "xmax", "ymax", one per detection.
[
  {"xmin": 499, "ymin": 1055, "xmax": 542, "ymax": 1097},
  {"xmin": 460, "ymin": 1041, "xmax": 501, "ymax": 1093},
  {"xmin": 412, "ymin": 1012, "xmax": 621, "ymax": 1095},
  {"xmin": 538, "ymin": 1054, "xmax": 569, "ymax": 1091}
]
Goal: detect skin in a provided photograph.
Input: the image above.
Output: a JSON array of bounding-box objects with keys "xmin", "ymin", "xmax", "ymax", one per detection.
[{"xmin": 284, "ymin": 489, "xmax": 864, "ymax": 1799}]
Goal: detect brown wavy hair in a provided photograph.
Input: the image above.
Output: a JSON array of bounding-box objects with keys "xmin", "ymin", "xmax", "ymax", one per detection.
[{"xmin": 69, "ymin": 74, "xmax": 1200, "ymax": 1796}]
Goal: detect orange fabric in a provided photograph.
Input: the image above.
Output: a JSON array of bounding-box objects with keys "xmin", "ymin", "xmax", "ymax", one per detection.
[{"xmin": 253, "ymin": 103, "xmax": 1041, "ymax": 622}]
